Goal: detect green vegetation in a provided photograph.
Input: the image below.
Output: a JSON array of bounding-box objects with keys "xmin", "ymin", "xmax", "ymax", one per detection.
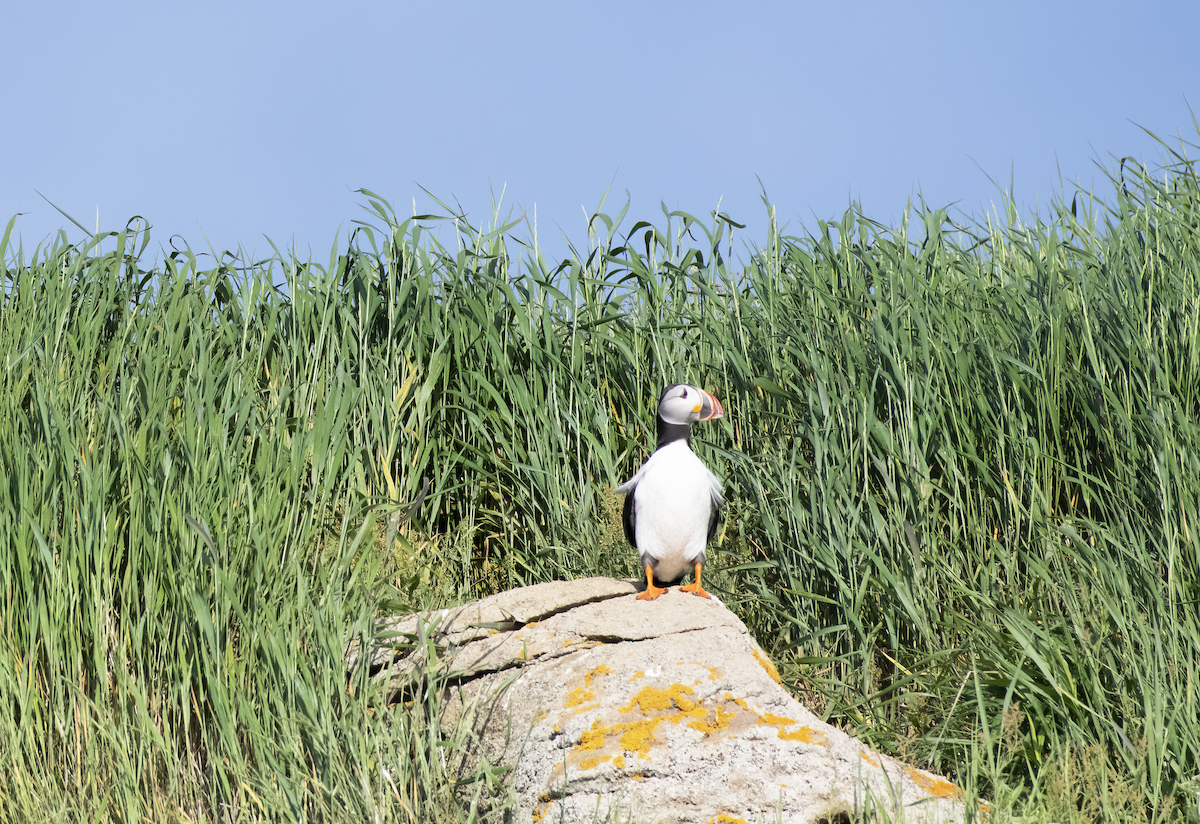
[{"xmin": 3, "ymin": 127, "xmax": 1200, "ymax": 822}]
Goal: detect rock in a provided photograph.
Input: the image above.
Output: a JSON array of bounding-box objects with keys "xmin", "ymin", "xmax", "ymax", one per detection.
[{"xmin": 365, "ymin": 578, "xmax": 972, "ymax": 824}]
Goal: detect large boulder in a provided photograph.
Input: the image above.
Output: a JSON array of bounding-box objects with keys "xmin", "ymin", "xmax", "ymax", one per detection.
[{"xmin": 364, "ymin": 578, "xmax": 971, "ymax": 824}]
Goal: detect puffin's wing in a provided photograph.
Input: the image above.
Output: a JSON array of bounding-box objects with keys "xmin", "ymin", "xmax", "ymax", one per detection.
[
  {"xmin": 707, "ymin": 478, "xmax": 726, "ymax": 543},
  {"xmin": 621, "ymin": 487, "xmax": 638, "ymax": 549},
  {"xmin": 707, "ymin": 501, "xmax": 722, "ymax": 543},
  {"xmin": 616, "ymin": 471, "xmax": 642, "ymax": 550}
]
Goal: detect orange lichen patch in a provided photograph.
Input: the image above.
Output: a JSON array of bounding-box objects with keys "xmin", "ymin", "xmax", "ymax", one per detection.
[
  {"xmin": 531, "ymin": 802, "xmax": 550, "ymax": 823},
  {"xmin": 578, "ymin": 723, "xmax": 608, "ymax": 752},
  {"xmin": 751, "ymin": 647, "xmax": 783, "ymax": 685},
  {"xmin": 777, "ymin": 726, "xmax": 827, "ymax": 744},
  {"xmin": 860, "ymin": 752, "xmax": 879, "ymax": 767},
  {"xmin": 578, "ymin": 754, "xmax": 611, "ymax": 770},
  {"xmin": 561, "ymin": 689, "xmax": 712, "ymax": 769},
  {"xmin": 688, "ymin": 705, "xmax": 739, "ymax": 735},
  {"xmin": 722, "ymin": 692, "xmax": 751, "ymax": 711},
  {"xmin": 630, "ymin": 670, "xmax": 645, "ymax": 681},
  {"xmin": 905, "ymin": 767, "xmax": 961, "ymax": 799},
  {"xmin": 618, "ymin": 718, "xmax": 663, "ymax": 757},
  {"xmin": 621, "ymin": 684, "xmax": 696, "ymax": 714},
  {"xmin": 630, "ymin": 774, "xmax": 644, "ymax": 781},
  {"xmin": 585, "ymin": 664, "xmax": 612, "ymax": 686},
  {"xmin": 555, "ymin": 718, "xmax": 652, "ymax": 776},
  {"xmin": 554, "ymin": 686, "xmax": 772, "ymax": 778},
  {"xmin": 756, "ymin": 712, "xmax": 828, "ymax": 745},
  {"xmin": 565, "ymin": 686, "xmax": 595, "ymax": 708},
  {"xmin": 759, "ymin": 712, "xmax": 795, "ymax": 727},
  {"xmin": 709, "ymin": 816, "xmax": 748, "ymax": 824},
  {"xmin": 561, "ymin": 639, "xmax": 575, "ymax": 647},
  {"xmin": 525, "ymin": 621, "xmax": 540, "ymax": 628}
]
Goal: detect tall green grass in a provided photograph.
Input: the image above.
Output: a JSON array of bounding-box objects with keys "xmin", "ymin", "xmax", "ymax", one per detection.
[
  {"xmin": 4, "ymin": 127, "xmax": 1200, "ymax": 822},
  {"xmin": 0, "ymin": 223, "xmax": 513, "ymax": 821}
]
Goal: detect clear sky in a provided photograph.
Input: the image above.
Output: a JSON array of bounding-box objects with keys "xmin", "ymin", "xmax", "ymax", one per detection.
[{"xmin": 4, "ymin": 0, "xmax": 1197, "ymax": 263}]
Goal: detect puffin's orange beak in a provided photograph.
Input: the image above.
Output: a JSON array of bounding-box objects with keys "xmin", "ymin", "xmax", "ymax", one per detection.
[{"xmin": 698, "ymin": 390, "xmax": 724, "ymax": 421}]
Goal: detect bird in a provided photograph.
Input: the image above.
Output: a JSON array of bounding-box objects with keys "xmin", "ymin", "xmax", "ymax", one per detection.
[{"xmin": 617, "ymin": 384, "xmax": 726, "ymax": 601}]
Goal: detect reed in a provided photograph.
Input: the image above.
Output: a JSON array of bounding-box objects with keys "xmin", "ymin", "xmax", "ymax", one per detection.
[{"xmin": 3, "ymin": 127, "xmax": 1199, "ymax": 821}]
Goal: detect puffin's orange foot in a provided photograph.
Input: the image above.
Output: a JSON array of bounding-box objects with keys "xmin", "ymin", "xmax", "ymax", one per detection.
[
  {"xmin": 680, "ymin": 562, "xmax": 711, "ymax": 598},
  {"xmin": 636, "ymin": 563, "xmax": 667, "ymax": 601},
  {"xmin": 636, "ymin": 585, "xmax": 668, "ymax": 601}
]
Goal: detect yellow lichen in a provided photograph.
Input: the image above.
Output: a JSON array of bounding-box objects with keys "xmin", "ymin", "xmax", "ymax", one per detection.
[
  {"xmin": 630, "ymin": 670, "xmax": 644, "ymax": 680},
  {"xmin": 532, "ymin": 802, "xmax": 549, "ymax": 823},
  {"xmin": 557, "ymin": 682, "xmax": 814, "ymax": 775},
  {"xmin": 565, "ymin": 686, "xmax": 595, "ymax": 708},
  {"xmin": 905, "ymin": 767, "xmax": 961, "ymax": 799},
  {"xmin": 751, "ymin": 647, "xmax": 783, "ymax": 685},
  {"xmin": 621, "ymin": 684, "xmax": 696, "ymax": 714},
  {"xmin": 578, "ymin": 754, "xmax": 611, "ymax": 770},
  {"xmin": 860, "ymin": 752, "xmax": 879, "ymax": 767},
  {"xmin": 578, "ymin": 722, "xmax": 607, "ymax": 752},
  {"xmin": 756, "ymin": 712, "xmax": 828, "ymax": 744},
  {"xmin": 777, "ymin": 726, "xmax": 827, "ymax": 744},
  {"xmin": 722, "ymin": 692, "xmax": 751, "ymax": 711},
  {"xmin": 758, "ymin": 712, "xmax": 795, "ymax": 727},
  {"xmin": 709, "ymin": 816, "xmax": 748, "ymax": 824},
  {"xmin": 688, "ymin": 705, "xmax": 738, "ymax": 735},
  {"xmin": 618, "ymin": 718, "xmax": 663, "ymax": 757},
  {"xmin": 585, "ymin": 664, "xmax": 612, "ymax": 686}
]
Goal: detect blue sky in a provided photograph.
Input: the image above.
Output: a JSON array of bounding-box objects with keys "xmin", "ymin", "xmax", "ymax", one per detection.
[{"xmin": 4, "ymin": 0, "xmax": 1197, "ymax": 263}]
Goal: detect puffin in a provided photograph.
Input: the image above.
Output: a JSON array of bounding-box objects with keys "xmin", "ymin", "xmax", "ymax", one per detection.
[{"xmin": 617, "ymin": 384, "xmax": 726, "ymax": 600}]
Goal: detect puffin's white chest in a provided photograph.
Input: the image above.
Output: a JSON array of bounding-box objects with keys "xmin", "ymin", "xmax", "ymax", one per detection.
[{"xmin": 621, "ymin": 442, "xmax": 723, "ymax": 581}]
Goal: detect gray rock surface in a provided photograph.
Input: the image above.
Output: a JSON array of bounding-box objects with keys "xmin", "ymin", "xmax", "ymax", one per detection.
[{"xmin": 366, "ymin": 577, "xmax": 972, "ymax": 824}]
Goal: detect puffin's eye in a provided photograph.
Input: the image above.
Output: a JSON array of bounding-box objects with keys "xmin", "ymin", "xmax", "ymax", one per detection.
[{"xmin": 679, "ymin": 388, "xmax": 688, "ymax": 398}]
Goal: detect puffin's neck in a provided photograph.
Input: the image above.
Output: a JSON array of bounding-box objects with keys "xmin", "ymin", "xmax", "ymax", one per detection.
[{"xmin": 655, "ymin": 418, "xmax": 692, "ymax": 451}]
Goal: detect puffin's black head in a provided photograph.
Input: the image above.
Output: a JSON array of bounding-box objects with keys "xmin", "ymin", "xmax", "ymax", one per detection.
[{"xmin": 654, "ymin": 384, "xmax": 724, "ymax": 450}]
